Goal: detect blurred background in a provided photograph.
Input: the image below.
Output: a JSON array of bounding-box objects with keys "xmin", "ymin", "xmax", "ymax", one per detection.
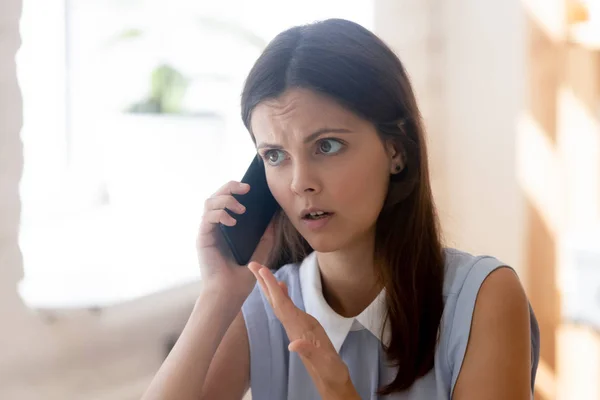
[{"xmin": 0, "ymin": 0, "xmax": 599, "ymax": 398}]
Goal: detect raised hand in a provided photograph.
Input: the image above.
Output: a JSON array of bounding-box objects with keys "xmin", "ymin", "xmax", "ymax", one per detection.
[{"xmin": 248, "ymin": 263, "xmax": 361, "ymax": 400}]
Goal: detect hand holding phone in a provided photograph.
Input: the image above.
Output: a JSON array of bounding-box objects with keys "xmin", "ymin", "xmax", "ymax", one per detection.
[
  {"xmin": 219, "ymin": 156, "xmax": 279, "ymax": 265},
  {"xmin": 196, "ymin": 157, "xmax": 278, "ymax": 300}
]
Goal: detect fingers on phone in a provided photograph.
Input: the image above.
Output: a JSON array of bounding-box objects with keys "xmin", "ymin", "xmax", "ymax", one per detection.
[
  {"xmin": 228, "ymin": 199, "xmax": 246, "ymax": 215},
  {"xmin": 199, "ymin": 209, "xmax": 237, "ymax": 234},
  {"xmin": 219, "ymin": 210, "xmax": 237, "ymax": 226},
  {"xmin": 214, "ymin": 180, "xmax": 250, "ymax": 197},
  {"xmin": 198, "ymin": 182, "xmax": 250, "ymax": 243},
  {"xmin": 205, "ymin": 196, "xmax": 246, "ymax": 215},
  {"xmin": 205, "ymin": 181, "xmax": 248, "ymax": 216}
]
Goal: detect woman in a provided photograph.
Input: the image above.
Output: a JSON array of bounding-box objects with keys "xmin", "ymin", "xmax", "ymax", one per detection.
[{"xmin": 142, "ymin": 19, "xmax": 540, "ymax": 400}]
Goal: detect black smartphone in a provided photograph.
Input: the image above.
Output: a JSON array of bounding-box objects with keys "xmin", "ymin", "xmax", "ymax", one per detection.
[{"xmin": 219, "ymin": 156, "xmax": 279, "ymax": 265}]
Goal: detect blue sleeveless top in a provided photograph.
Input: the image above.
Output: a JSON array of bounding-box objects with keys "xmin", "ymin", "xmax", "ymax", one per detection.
[{"xmin": 241, "ymin": 249, "xmax": 540, "ymax": 399}]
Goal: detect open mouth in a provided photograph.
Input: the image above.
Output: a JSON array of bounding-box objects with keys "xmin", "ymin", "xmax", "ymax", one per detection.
[{"xmin": 302, "ymin": 211, "xmax": 333, "ymax": 220}]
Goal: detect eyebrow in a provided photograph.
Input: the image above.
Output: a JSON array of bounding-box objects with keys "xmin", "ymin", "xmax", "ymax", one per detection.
[{"xmin": 256, "ymin": 128, "xmax": 353, "ymax": 150}]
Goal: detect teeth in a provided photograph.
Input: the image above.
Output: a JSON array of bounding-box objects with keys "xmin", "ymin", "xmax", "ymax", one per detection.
[{"xmin": 309, "ymin": 211, "xmax": 325, "ymax": 216}]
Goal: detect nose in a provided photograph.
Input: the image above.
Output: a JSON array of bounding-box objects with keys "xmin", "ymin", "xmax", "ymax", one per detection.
[{"xmin": 290, "ymin": 160, "xmax": 321, "ymax": 195}]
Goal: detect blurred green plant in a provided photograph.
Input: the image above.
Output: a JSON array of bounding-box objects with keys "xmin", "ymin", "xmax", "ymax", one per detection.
[
  {"xmin": 127, "ymin": 64, "xmax": 189, "ymax": 114},
  {"xmin": 107, "ymin": 16, "xmax": 267, "ymax": 115}
]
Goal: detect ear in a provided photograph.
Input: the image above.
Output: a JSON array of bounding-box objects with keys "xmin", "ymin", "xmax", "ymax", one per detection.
[{"xmin": 385, "ymin": 139, "xmax": 405, "ymax": 174}]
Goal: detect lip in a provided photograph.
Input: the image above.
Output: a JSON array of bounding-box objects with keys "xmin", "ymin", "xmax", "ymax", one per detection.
[
  {"xmin": 299, "ymin": 207, "xmax": 333, "ymax": 219},
  {"xmin": 299, "ymin": 207, "xmax": 334, "ymax": 231}
]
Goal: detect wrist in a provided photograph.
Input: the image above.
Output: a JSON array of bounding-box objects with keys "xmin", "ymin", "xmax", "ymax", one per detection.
[
  {"xmin": 322, "ymin": 367, "xmax": 360, "ymax": 400},
  {"xmin": 199, "ymin": 278, "xmax": 249, "ymax": 305},
  {"xmin": 339, "ymin": 379, "xmax": 361, "ymax": 400},
  {"xmin": 335, "ymin": 377, "xmax": 360, "ymax": 400},
  {"xmin": 194, "ymin": 283, "xmax": 245, "ymax": 321}
]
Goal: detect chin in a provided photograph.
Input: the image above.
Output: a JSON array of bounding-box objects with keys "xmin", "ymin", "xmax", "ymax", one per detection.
[
  {"xmin": 302, "ymin": 233, "xmax": 347, "ymax": 254},
  {"xmin": 300, "ymin": 224, "xmax": 376, "ymax": 256},
  {"xmin": 306, "ymin": 241, "xmax": 340, "ymax": 253}
]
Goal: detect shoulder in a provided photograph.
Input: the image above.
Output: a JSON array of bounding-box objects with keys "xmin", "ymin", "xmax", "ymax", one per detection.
[
  {"xmin": 442, "ymin": 248, "xmax": 501, "ymax": 296},
  {"xmin": 470, "ymin": 267, "xmax": 531, "ymax": 350},
  {"xmin": 441, "ymin": 248, "xmax": 531, "ymax": 341},
  {"xmin": 441, "ymin": 248, "xmax": 527, "ymax": 304},
  {"xmin": 440, "ymin": 249, "xmax": 515, "ymax": 359},
  {"xmin": 439, "ymin": 248, "xmax": 540, "ymax": 396},
  {"xmin": 452, "ymin": 266, "xmax": 535, "ymax": 398}
]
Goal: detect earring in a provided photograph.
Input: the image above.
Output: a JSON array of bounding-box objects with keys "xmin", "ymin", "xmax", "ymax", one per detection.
[{"xmin": 394, "ymin": 164, "xmax": 403, "ymax": 173}]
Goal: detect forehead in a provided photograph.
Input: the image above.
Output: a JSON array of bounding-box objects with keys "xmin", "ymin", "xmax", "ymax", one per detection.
[{"xmin": 250, "ymin": 88, "xmax": 369, "ymax": 143}]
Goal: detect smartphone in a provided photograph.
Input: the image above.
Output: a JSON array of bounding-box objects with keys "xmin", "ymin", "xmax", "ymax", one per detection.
[{"xmin": 219, "ymin": 156, "xmax": 279, "ymax": 265}]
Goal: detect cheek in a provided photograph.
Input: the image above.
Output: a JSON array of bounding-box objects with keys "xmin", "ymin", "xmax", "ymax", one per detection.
[
  {"xmin": 331, "ymin": 162, "xmax": 389, "ymax": 217},
  {"xmin": 265, "ymin": 170, "xmax": 292, "ymax": 207}
]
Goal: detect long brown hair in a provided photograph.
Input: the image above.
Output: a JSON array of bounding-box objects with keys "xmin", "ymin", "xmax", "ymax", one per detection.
[{"xmin": 240, "ymin": 18, "xmax": 445, "ymax": 393}]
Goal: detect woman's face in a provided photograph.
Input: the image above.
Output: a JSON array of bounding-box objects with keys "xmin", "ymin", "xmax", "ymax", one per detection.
[{"xmin": 251, "ymin": 88, "xmax": 397, "ymax": 253}]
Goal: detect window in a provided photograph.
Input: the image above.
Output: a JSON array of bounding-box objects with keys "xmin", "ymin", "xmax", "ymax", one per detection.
[{"xmin": 17, "ymin": 0, "xmax": 374, "ymax": 309}]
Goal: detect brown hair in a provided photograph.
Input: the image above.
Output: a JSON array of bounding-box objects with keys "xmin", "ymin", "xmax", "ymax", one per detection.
[{"xmin": 240, "ymin": 18, "xmax": 445, "ymax": 393}]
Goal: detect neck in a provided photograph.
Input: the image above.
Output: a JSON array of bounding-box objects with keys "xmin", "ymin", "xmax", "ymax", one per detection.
[{"xmin": 316, "ymin": 231, "xmax": 382, "ymax": 318}]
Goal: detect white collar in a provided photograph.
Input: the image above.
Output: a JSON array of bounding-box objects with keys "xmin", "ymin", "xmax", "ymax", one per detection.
[{"xmin": 299, "ymin": 252, "xmax": 391, "ymax": 353}]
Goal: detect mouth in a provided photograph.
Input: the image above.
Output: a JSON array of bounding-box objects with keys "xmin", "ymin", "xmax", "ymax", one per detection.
[{"xmin": 302, "ymin": 210, "xmax": 334, "ymax": 220}]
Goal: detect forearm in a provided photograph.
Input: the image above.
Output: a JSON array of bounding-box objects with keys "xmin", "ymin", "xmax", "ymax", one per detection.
[
  {"xmin": 335, "ymin": 380, "xmax": 362, "ymax": 400},
  {"xmin": 312, "ymin": 365, "xmax": 361, "ymax": 400},
  {"xmin": 141, "ymin": 285, "xmax": 244, "ymax": 400}
]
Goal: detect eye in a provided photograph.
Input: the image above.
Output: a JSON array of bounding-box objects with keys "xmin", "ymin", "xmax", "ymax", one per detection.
[
  {"xmin": 263, "ymin": 149, "xmax": 287, "ymax": 166},
  {"xmin": 317, "ymin": 138, "xmax": 344, "ymax": 155}
]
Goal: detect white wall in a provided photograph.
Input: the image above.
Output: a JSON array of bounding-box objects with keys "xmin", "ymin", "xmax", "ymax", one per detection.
[
  {"xmin": 376, "ymin": 0, "xmax": 526, "ymax": 278},
  {"xmin": 374, "ymin": 0, "xmax": 448, "ymax": 213},
  {"xmin": 440, "ymin": 0, "xmax": 526, "ymax": 277}
]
